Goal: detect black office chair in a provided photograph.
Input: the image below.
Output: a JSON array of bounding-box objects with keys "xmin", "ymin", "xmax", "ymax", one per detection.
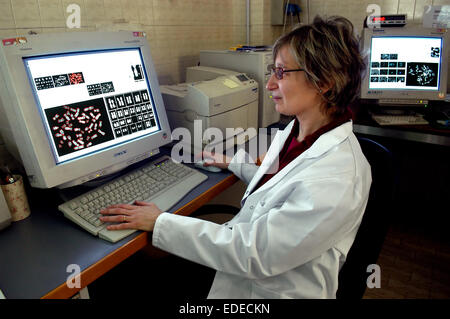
[
  {"xmin": 190, "ymin": 204, "xmax": 240, "ymax": 224},
  {"xmin": 336, "ymin": 137, "xmax": 396, "ymax": 299}
]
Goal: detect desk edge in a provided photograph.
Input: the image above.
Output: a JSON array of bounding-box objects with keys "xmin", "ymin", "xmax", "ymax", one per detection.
[{"xmin": 41, "ymin": 174, "xmax": 239, "ymax": 299}]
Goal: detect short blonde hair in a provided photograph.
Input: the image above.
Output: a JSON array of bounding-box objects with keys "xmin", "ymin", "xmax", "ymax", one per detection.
[{"xmin": 272, "ymin": 16, "xmax": 366, "ymax": 116}]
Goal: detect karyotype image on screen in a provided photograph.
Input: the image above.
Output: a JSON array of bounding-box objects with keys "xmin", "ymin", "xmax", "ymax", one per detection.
[
  {"xmin": 131, "ymin": 64, "xmax": 144, "ymax": 80},
  {"xmin": 34, "ymin": 76, "xmax": 54, "ymax": 90},
  {"xmin": 101, "ymin": 81, "xmax": 115, "ymax": 93},
  {"xmin": 52, "ymin": 74, "xmax": 70, "ymax": 87},
  {"xmin": 105, "ymin": 89, "xmax": 156, "ymax": 138},
  {"xmin": 87, "ymin": 83, "xmax": 102, "ymax": 96},
  {"xmin": 34, "ymin": 72, "xmax": 85, "ymax": 91},
  {"xmin": 68, "ymin": 72, "xmax": 85, "ymax": 85},
  {"xmin": 406, "ymin": 62, "xmax": 438, "ymax": 87},
  {"xmin": 44, "ymin": 98, "xmax": 114, "ymax": 157}
]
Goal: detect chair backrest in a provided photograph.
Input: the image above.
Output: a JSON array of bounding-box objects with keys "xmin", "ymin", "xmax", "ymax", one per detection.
[{"xmin": 336, "ymin": 137, "xmax": 396, "ymax": 299}]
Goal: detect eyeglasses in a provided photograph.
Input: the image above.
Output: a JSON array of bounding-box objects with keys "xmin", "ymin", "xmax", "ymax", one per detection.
[{"xmin": 267, "ymin": 64, "xmax": 306, "ymax": 80}]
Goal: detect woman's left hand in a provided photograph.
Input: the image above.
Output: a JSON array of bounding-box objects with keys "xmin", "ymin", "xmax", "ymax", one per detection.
[{"xmin": 100, "ymin": 201, "xmax": 163, "ymax": 232}]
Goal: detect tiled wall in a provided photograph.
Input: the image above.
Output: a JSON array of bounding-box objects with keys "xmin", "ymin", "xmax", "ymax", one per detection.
[
  {"xmin": 0, "ymin": 0, "xmax": 264, "ymax": 85},
  {"xmin": 1, "ymin": 0, "xmax": 446, "ymax": 85}
]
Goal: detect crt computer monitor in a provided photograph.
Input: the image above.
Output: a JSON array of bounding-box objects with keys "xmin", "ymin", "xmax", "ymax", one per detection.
[
  {"xmin": 360, "ymin": 27, "xmax": 449, "ymax": 106},
  {"xmin": 0, "ymin": 31, "xmax": 172, "ymax": 189}
]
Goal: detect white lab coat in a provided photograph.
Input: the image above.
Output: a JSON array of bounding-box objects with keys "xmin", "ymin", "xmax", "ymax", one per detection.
[{"xmin": 152, "ymin": 119, "xmax": 372, "ymax": 298}]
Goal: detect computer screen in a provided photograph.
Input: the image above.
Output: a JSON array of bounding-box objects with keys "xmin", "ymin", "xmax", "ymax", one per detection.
[
  {"xmin": 360, "ymin": 27, "xmax": 449, "ymax": 104},
  {"xmin": 0, "ymin": 31, "xmax": 172, "ymax": 189},
  {"xmin": 24, "ymin": 48, "xmax": 160, "ymax": 164}
]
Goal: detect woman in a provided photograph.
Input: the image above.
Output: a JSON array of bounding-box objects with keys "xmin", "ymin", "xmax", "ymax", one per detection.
[{"xmin": 100, "ymin": 16, "xmax": 371, "ymax": 299}]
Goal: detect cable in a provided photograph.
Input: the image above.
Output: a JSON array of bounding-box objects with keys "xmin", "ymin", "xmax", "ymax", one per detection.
[{"xmin": 283, "ymin": 0, "xmax": 291, "ymax": 34}]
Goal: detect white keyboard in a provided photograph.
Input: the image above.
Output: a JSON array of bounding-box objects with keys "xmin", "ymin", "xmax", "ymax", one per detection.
[
  {"xmin": 371, "ymin": 113, "xmax": 429, "ymax": 126},
  {"xmin": 58, "ymin": 155, "xmax": 208, "ymax": 243}
]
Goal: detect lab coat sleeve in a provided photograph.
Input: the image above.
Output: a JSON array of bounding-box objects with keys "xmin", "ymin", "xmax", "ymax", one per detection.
[
  {"xmin": 152, "ymin": 175, "xmax": 367, "ymax": 279},
  {"xmin": 227, "ymin": 148, "xmax": 259, "ymax": 185}
]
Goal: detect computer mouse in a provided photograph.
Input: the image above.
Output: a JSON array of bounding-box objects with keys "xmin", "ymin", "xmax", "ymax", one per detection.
[{"xmin": 194, "ymin": 160, "xmax": 222, "ymax": 173}]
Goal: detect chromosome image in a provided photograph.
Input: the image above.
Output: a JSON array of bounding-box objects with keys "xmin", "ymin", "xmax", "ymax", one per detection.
[
  {"xmin": 34, "ymin": 76, "xmax": 54, "ymax": 90},
  {"xmin": 52, "ymin": 74, "xmax": 70, "ymax": 87},
  {"xmin": 68, "ymin": 72, "xmax": 85, "ymax": 85},
  {"xmin": 431, "ymin": 47, "xmax": 440, "ymax": 58},
  {"xmin": 101, "ymin": 81, "xmax": 115, "ymax": 93},
  {"xmin": 131, "ymin": 64, "xmax": 144, "ymax": 80},
  {"xmin": 406, "ymin": 62, "xmax": 438, "ymax": 87},
  {"xmin": 87, "ymin": 83, "xmax": 102, "ymax": 96},
  {"xmin": 45, "ymin": 98, "xmax": 114, "ymax": 157},
  {"xmin": 105, "ymin": 89, "xmax": 156, "ymax": 138}
]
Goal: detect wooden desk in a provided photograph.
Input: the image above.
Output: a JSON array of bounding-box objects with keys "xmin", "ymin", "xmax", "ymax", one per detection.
[{"xmin": 0, "ymin": 158, "xmax": 238, "ymax": 299}]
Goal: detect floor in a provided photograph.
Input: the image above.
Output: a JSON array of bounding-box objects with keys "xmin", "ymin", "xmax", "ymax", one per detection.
[{"xmin": 363, "ymin": 218, "xmax": 450, "ymax": 299}]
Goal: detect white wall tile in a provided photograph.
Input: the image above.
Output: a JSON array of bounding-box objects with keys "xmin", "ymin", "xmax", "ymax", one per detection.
[
  {"xmin": 84, "ymin": 0, "xmax": 106, "ymax": 27},
  {"xmin": 0, "ymin": 29, "xmax": 17, "ymax": 38},
  {"xmin": 120, "ymin": 0, "xmax": 140, "ymax": 24},
  {"xmin": 38, "ymin": 0, "xmax": 65, "ymax": 28},
  {"xmin": 398, "ymin": 0, "xmax": 416, "ymax": 21},
  {"xmin": 104, "ymin": 0, "xmax": 124, "ymax": 23},
  {"xmin": 432, "ymin": 0, "xmax": 450, "ymax": 5},
  {"xmin": 232, "ymin": 0, "xmax": 247, "ymax": 25},
  {"xmin": 11, "ymin": 0, "xmax": 41, "ymax": 28},
  {"xmin": 0, "ymin": 0, "xmax": 15, "ymax": 29}
]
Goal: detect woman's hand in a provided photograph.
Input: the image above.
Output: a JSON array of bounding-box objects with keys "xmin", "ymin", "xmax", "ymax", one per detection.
[
  {"xmin": 199, "ymin": 151, "xmax": 233, "ymax": 170},
  {"xmin": 100, "ymin": 201, "xmax": 163, "ymax": 232}
]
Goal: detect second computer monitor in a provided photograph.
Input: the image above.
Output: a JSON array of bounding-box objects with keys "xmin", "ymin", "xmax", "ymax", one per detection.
[{"xmin": 361, "ymin": 27, "xmax": 449, "ymax": 105}]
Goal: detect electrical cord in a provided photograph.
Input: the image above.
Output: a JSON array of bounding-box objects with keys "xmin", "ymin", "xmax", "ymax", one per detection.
[{"xmin": 283, "ymin": 0, "xmax": 291, "ymax": 34}]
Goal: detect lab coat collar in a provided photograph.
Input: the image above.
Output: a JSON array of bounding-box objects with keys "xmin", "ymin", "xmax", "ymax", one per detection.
[{"xmin": 242, "ymin": 120, "xmax": 353, "ymax": 201}]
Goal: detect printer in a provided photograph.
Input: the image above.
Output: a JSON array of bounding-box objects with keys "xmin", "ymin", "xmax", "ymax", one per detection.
[
  {"xmin": 160, "ymin": 70, "xmax": 258, "ymax": 148},
  {"xmin": 185, "ymin": 65, "xmax": 242, "ymax": 82}
]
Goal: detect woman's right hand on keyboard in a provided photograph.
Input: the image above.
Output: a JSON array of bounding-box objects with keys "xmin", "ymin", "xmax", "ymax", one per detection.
[
  {"xmin": 100, "ymin": 201, "xmax": 163, "ymax": 232},
  {"xmin": 199, "ymin": 151, "xmax": 232, "ymax": 170}
]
